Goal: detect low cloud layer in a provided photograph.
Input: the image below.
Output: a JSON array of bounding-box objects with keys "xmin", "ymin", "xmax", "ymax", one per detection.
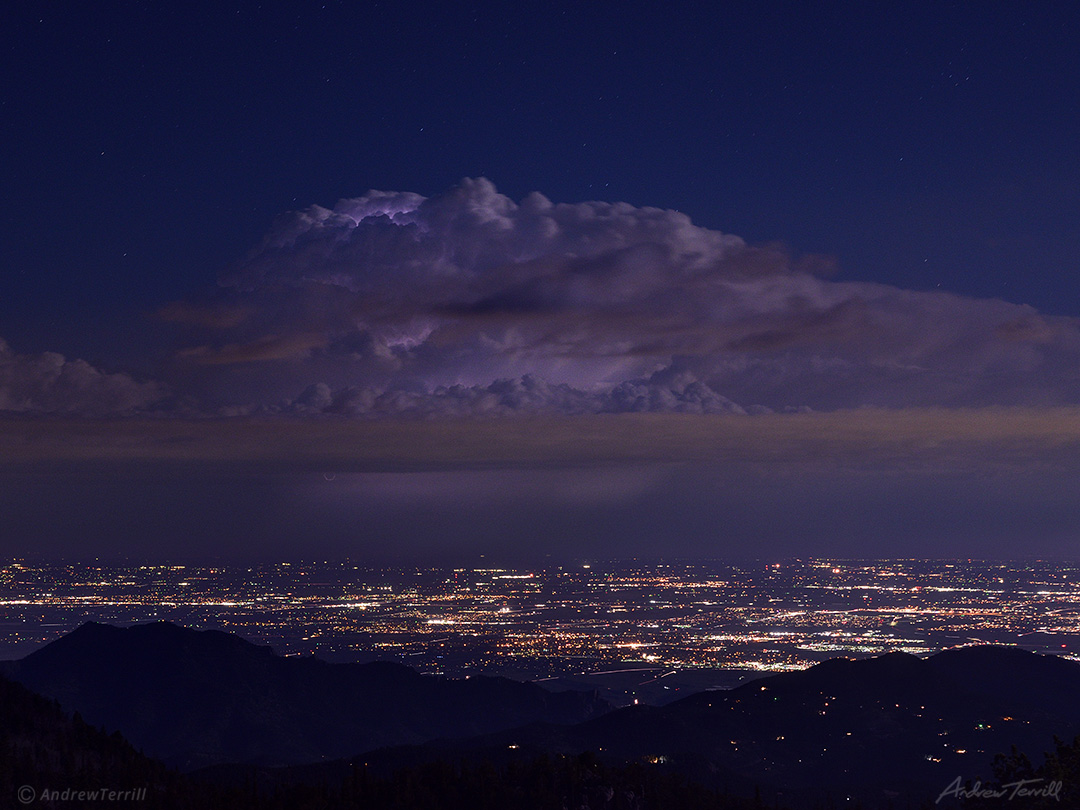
[
  {"xmin": 6, "ymin": 408, "xmax": 1080, "ymax": 474},
  {"xmin": 6, "ymin": 407, "xmax": 1080, "ymax": 560},
  {"xmin": 0, "ymin": 339, "xmax": 166, "ymax": 416},
  {"xmin": 154, "ymin": 178, "xmax": 1080, "ymax": 414}
]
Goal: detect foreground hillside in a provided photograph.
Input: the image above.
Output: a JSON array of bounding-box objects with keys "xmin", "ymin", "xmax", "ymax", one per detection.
[
  {"xmin": 346, "ymin": 645, "xmax": 1080, "ymax": 807},
  {"xmin": 7, "ymin": 622, "xmax": 1080, "ymax": 807},
  {"xmin": 0, "ymin": 674, "xmax": 758, "ymax": 810},
  {"xmin": 0, "ymin": 672, "xmax": 194, "ymax": 808}
]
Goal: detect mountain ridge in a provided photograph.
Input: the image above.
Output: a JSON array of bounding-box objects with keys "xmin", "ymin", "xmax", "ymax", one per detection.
[
  {"xmin": 2, "ymin": 621, "xmax": 612, "ymax": 771},
  {"xmin": 8, "ymin": 622, "xmax": 1080, "ymax": 807},
  {"xmin": 339, "ymin": 644, "xmax": 1080, "ymax": 807}
]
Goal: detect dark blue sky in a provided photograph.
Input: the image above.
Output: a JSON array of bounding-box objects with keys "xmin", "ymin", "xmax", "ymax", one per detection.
[{"xmin": 3, "ymin": 1, "xmax": 1078, "ymax": 364}]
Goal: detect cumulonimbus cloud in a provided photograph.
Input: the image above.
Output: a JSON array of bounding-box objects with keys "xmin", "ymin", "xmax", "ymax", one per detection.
[{"xmin": 157, "ymin": 177, "xmax": 1080, "ymax": 414}]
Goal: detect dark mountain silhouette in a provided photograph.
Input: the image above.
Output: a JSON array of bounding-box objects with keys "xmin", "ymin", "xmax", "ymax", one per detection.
[
  {"xmin": 2, "ymin": 621, "xmax": 611, "ymax": 771},
  {"xmin": 9, "ymin": 622, "xmax": 1080, "ymax": 808},
  {"xmin": 0, "ymin": 671, "xmax": 189, "ymax": 806},
  {"xmin": 337, "ymin": 646, "xmax": 1080, "ymax": 808},
  {"xmin": 0, "ymin": 671, "xmax": 762, "ymax": 809}
]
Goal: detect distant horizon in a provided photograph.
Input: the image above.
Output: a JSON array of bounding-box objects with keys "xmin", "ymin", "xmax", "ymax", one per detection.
[{"xmin": 6, "ymin": 554, "xmax": 1080, "ymax": 566}]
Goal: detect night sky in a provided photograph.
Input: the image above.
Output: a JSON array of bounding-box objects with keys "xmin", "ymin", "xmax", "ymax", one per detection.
[{"xmin": 2, "ymin": 2, "xmax": 1079, "ymax": 561}]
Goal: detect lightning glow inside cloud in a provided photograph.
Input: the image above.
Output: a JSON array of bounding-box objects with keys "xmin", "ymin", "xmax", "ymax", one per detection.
[
  {"xmin": 159, "ymin": 178, "xmax": 1080, "ymax": 415},
  {"xmin": 6, "ymin": 179, "xmax": 1080, "ymax": 419}
]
